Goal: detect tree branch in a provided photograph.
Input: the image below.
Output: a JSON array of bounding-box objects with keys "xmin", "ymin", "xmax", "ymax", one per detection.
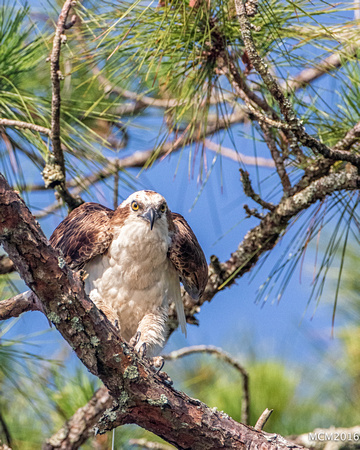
[
  {"xmin": 240, "ymin": 169, "xmax": 275, "ymax": 211},
  {"xmin": 0, "ymin": 118, "xmax": 50, "ymax": 136},
  {"xmin": 284, "ymin": 47, "xmax": 358, "ymax": 92},
  {"xmin": 259, "ymin": 123, "xmax": 291, "ymax": 194},
  {"xmin": 43, "ymin": 387, "xmax": 112, "ymax": 450},
  {"xmin": 46, "ymin": 0, "xmax": 83, "ymax": 211},
  {"xmin": 0, "ymin": 291, "xmax": 43, "ymax": 321},
  {"xmin": 204, "ymin": 139, "xmax": 275, "ymax": 168},
  {"xmin": 181, "ymin": 166, "xmax": 360, "ymax": 321},
  {"xmin": 0, "ymin": 173, "xmax": 305, "ymax": 450},
  {"xmin": 164, "ymin": 345, "xmax": 249, "ymax": 425}
]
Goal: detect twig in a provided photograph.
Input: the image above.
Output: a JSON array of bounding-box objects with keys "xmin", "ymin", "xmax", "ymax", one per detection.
[
  {"xmin": 260, "ymin": 124, "xmax": 291, "ymax": 194},
  {"xmin": 240, "ymin": 169, "xmax": 275, "ymax": 211},
  {"xmin": 243, "ymin": 204, "xmax": 263, "ymax": 219},
  {"xmin": 163, "ymin": 345, "xmax": 250, "ymax": 425},
  {"xmin": 128, "ymin": 439, "xmax": 174, "ymax": 450},
  {"xmin": 0, "ymin": 118, "xmax": 50, "ymax": 136},
  {"xmin": 204, "ymin": 139, "xmax": 275, "ymax": 167},
  {"xmin": 47, "ymin": 0, "xmax": 83, "ymax": 210},
  {"xmin": 92, "ymin": 66, "xmax": 233, "ymax": 109},
  {"xmin": 254, "ymin": 408, "xmax": 273, "ymax": 431}
]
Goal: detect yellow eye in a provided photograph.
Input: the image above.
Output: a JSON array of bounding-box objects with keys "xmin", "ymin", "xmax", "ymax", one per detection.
[
  {"xmin": 160, "ymin": 204, "xmax": 166, "ymax": 213},
  {"xmin": 131, "ymin": 201, "xmax": 139, "ymax": 211}
]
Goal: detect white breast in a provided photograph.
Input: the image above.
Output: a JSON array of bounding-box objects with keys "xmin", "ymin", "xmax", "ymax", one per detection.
[{"xmin": 84, "ymin": 217, "xmax": 181, "ymax": 342}]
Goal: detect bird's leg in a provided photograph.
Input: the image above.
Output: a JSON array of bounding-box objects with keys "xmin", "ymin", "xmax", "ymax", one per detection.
[
  {"xmin": 133, "ymin": 309, "xmax": 168, "ymax": 357},
  {"xmin": 128, "ymin": 311, "xmax": 173, "ymax": 385}
]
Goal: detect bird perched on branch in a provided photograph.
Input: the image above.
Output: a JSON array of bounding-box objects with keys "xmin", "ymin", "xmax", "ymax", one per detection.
[{"xmin": 50, "ymin": 190, "xmax": 208, "ymax": 359}]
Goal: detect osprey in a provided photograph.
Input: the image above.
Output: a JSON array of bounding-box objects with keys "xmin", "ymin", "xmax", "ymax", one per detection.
[{"xmin": 50, "ymin": 190, "xmax": 208, "ymax": 357}]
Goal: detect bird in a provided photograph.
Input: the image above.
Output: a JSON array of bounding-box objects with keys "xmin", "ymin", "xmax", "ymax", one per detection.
[{"xmin": 50, "ymin": 190, "xmax": 208, "ymax": 359}]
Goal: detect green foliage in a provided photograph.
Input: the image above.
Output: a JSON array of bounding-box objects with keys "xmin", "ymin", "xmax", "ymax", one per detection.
[{"xmin": 0, "ymin": 2, "xmax": 44, "ymax": 89}]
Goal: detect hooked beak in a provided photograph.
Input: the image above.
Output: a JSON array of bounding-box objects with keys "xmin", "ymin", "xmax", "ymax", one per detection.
[{"xmin": 142, "ymin": 207, "xmax": 159, "ymax": 230}]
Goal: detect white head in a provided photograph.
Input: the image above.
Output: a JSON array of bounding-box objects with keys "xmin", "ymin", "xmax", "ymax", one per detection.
[{"xmin": 118, "ymin": 190, "xmax": 169, "ymax": 230}]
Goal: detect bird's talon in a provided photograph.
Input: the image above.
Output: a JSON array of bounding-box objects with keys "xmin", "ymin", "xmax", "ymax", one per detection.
[
  {"xmin": 129, "ymin": 331, "xmax": 141, "ymax": 347},
  {"xmin": 151, "ymin": 356, "xmax": 164, "ymax": 373},
  {"xmin": 138, "ymin": 342, "xmax": 147, "ymax": 358},
  {"xmin": 157, "ymin": 370, "xmax": 173, "ymax": 386}
]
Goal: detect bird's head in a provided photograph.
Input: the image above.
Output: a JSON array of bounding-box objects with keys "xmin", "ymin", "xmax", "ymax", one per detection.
[{"xmin": 121, "ymin": 190, "xmax": 169, "ymax": 230}]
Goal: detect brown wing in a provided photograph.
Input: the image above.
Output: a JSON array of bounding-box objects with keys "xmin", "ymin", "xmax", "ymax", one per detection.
[
  {"xmin": 50, "ymin": 202, "xmax": 114, "ymax": 269},
  {"xmin": 168, "ymin": 212, "xmax": 208, "ymax": 299}
]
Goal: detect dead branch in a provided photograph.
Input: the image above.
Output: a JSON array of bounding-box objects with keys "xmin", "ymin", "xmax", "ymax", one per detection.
[
  {"xmin": 240, "ymin": 169, "xmax": 275, "ymax": 211},
  {"xmin": 47, "ymin": 0, "xmax": 83, "ymax": 211},
  {"xmin": 254, "ymin": 408, "xmax": 273, "ymax": 431},
  {"xmin": 0, "ymin": 118, "xmax": 50, "ymax": 136},
  {"xmin": 180, "ymin": 166, "xmax": 360, "ymax": 324},
  {"xmin": 43, "ymin": 386, "xmax": 112, "ymax": 450},
  {"xmin": 0, "ymin": 291, "xmax": 43, "ymax": 321},
  {"xmin": 164, "ymin": 345, "xmax": 249, "ymax": 425},
  {"xmin": 204, "ymin": 139, "xmax": 275, "ymax": 167},
  {"xmin": 0, "ymin": 173, "xmax": 306, "ymax": 450}
]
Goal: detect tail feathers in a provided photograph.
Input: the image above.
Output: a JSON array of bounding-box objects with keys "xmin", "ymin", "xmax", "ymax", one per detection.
[{"xmin": 174, "ymin": 291, "xmax": 187, "ymax": 337}]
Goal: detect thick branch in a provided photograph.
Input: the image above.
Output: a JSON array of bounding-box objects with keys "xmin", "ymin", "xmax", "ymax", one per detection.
[{"xmin": 0, "ymin": 173, "xmax": 305, "ymax": 450}]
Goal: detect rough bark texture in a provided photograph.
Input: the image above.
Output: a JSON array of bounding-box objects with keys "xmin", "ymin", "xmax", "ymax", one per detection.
[
  {"xmin": 0, "ymin": 173, "xmax": 306, "ymax": 449},
  {"xmin": 0, "ymin": 290, "xmax": 42, "ymax": 321},
  {"xmin": 0, "ymin": 255, "xmax": 14, "ymax": 275},
  {"xmin": 43, "ymin": 387, "xmax": 112, "ymax": 450}
]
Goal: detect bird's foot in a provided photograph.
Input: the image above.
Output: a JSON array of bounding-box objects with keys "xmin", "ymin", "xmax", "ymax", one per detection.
[
  {"xmin": 151, "ymin": 356, "xmax": 164, "ymax": 373},
  {"xmin": 129, "ymin": 331, "xmax": 141, "ymax": 348}
]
